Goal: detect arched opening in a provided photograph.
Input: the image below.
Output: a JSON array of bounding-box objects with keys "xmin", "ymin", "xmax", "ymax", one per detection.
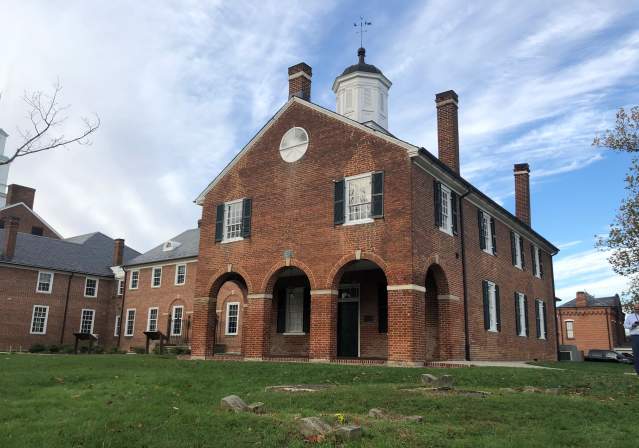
[
  {"xmin": 424, "ymin": 264, "xmax": 449, "ymax": 361},
  {"xmin": 333, "ymin": 259, "xmax": 388, "ymax": 359},
  {"xmin": 268, "ymin": 267, "xmax": 311, "ymax": 358},
  {"xmin": 208, "ymin": 272, "xmax": 248, "ymax": 356}
]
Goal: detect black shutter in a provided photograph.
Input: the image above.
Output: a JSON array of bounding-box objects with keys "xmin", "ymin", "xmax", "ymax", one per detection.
[
  {"xmin": 514, "ymin": 293, "xmax": 521, "ymax": 336},
  {"xmin": 539, "ymin": 250, "xmax": 545, "ymax": 278},
  {"xmin": 378, "ymin": 283, "xmax": 388, "ymax": 333},
  {"xmin": 535, "ymin": 300, "xmax": 541, "ymax": 338},
  {"xmin": 520, "ymin": 237, "xmax": 526, "ymax": 269},
  {"xmin": 451, "ymin": 191, "xmax": 459, "ymax": 235},
  {"xmin": 241, "ymin": 198, "xmax": 252, "ymax": 238},
  {"xmin": 371, "ymin": 172, "xmax": 384, "ymax": 218},
  {"xmin": 510, "ymin": 231, "xmax": 516, "ymax": 266},
  {"xmin": 542, "ymin": 301, "xmax": 548, "ymax": 339},
  {"xmin": 523, "ymin": 295, "xmax": 529, "ymax": 336},
  {"xmin": 478, "ymin": 210, "xmax": 486, "ymax": 250},
  {"xmin": 531, "ymin": 245, "xmax": 537, "ymax": 277},
  {"xmin": 482, "ymin": 280, "xmax": 490, "ymax": 330},
  {"xmin": 334, "ymin": 179, "xmax": 345, "ymax": 225},
  {"xmin": 302, "ymin": 287, "xmax": 311, "ymax": 333},
  {"xmin": 214, "ymin": 204, "xmax": 225, "ymax": 242},
  {"xmin": 434, "ymin": 181, "xmax": 442, "ymax": 228},
  {"xmin": 276, "ymin": 287, "xmax": 286, "ymax": 333},
  {"xmin": 490, "ymin": 216, "xmax": 497, "ymax": 254},
  {"xmin": 495, "ymin": 284, "xmax": 501, "ymax": 332}
]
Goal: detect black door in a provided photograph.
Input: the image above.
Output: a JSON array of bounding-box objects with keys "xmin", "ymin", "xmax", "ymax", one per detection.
[{"xmin": 337, "ymin": 302, "xmax": 358, "ymax": 357}]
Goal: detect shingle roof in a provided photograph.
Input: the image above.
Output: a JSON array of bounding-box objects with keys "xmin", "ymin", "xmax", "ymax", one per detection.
[
  {"xmin": 125, "ymin": 228, "xmax": 199, "ymax": 266},
  {"xmin": 0, "ymin": 230, "xmax": 140, "ymax": 277},
  {"xmin": 560, "ymin": 294, "xmax": 621, "ymax": 308}
]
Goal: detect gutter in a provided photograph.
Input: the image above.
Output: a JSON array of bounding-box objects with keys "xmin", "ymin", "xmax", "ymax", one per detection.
[
  {"xmin": 116, "ymin": 270, "xmax": 128, "ymax": 348},
  {"xmin": 59, "ymin": 272, "xmax": 74, "ymax": 345},
  {"xmin": 550, "ymin": 259, "xmax": 560, "ymax": 360},
  {"xmin": 458, "ymin": 189, "xmax": 472, "ymax": 361}
]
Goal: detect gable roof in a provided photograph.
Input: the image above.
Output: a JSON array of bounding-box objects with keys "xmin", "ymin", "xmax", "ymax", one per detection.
[
  {"xmin": 125, "ymin": 228, "xmax": 199, "ymax": 267},
  {"xmin": 0, "ymin": 202, "xmax": 63, "ymax": 238},
  {"xmin": 0, "ymin": 230, "xmax": 140, "ymax": 277},
  {"xmin": 560, "ymin": 294, "xmax": 622, "ymax": 308},
  {"xmin": 194, "ymin": 96, "xmax": 558, "ymax": 254}
]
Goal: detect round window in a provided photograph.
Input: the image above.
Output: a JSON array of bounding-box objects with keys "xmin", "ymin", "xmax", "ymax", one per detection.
[{"xmin": 279, "ymin": 127, "xmax": 309, "ymax": 163}]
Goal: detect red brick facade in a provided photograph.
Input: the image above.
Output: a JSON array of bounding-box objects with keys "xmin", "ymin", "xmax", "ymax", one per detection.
[{"xmin": 0, "ymin": 203, "xmax": 60, "ymax": 239}]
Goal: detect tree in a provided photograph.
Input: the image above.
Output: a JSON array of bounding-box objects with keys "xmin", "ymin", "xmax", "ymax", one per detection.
[
  {"xmin": 594, "ymin": 106, "xmax": 639, "ymax": 311},
  {"xmin": 0, "ymin": 81, "xmax": 100, "ymax": 166}
]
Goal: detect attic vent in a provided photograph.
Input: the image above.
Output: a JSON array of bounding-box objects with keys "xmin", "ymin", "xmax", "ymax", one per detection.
[{"xmin": 162, "ymin": 240, "xmax": 181, "ymax": 252}]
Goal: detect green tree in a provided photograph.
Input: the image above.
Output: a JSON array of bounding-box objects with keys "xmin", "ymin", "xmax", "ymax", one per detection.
[{"xmin": 594, "ymin": 106, "xmax": 639, "ymax": 311}]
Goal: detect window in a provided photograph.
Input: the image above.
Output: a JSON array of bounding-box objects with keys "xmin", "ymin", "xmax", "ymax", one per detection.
[
  {"xmin": 346, "ymin": 173, "xmax": 372, "ymax": 224},
  {"xmin": 565, "ymin": 320, "xmax": 575, "ymax": 339},
  {"xmin": 114, "ymin": 315, "xmax": 121, "ymax": 336},
  {"xmin": 224, "ymin": 200, "xmax": 243, "ymax": 241},
  {"xmin": 226, "ymin": 302, "xmax": 239, "ymax": 335},
  {"xmin": 215, "ymin": 198, "xmax": 252, "ymax": 243},
  {"xmin": 478, "ymin": 210, "xmax": 496, "ymax": 255},
  {"xmin": 80, "ymin": 309, "xmax": 95, "ymax": 334},
  {"xmin": 84, "ymin": 277, "xmax": 98, "ymax": 297},
  {"xmin": 175, "ymin": 264, "xmax": 187, "ymax": 285},
  {"xmin": 482, "ymin": 280, "xmax": 500, "ymax": 332},
  {"xmin": 36, "ymin": 271, "xmax": 53, "ymax": 294},
  {"xmin": 117, "ymin": 279, "xmax": 124, "ymax": 296},
  {"xmin": 130, "ymin": 271, "xmax": 139, "ymax": 289},
  {"xmin": 171, "ymin": 306, "xmax": 184, "ymax": 336},
  {"xmin": 30, "ymin": 305, "xmax": 49, "ymax": 334},
  {"xmin": 147, "ymin": 307, "xmax": 159, "ymax": 332},
  {"xmin": 151, "ymin": 267, "xmax": 162, "ymax": 288},
  {"xmin": 515, "ymin": 292, "xmax": 528, "ymax": 337},
  {"xmin": 285, "ymin": 287, "xmax": 304, "ymax": 334},
  {"xmin": 511, "ymin": 232, "xmax": 525, "ymax": 269},
  {"xmin": 31, "ymin": 226, "xmax": 44, "ymax": 236},
  {"xmin": 536, "ymin": 299, "xmax": 547, "ymax": 339},
  {"xmin": 531, "ymin": 245, "xmax": 543, "ymax": 278},
  {"xmin": 345, "ymin": 88, "xmax": 353, "ymax": 110},
  {"xmin": 125, "ymin": 309, "xmax": 136, "ymax": 336},
  {"xmin": 364, "ymin": 88, "xmax": 372, "ymax": 107},
  {"xmin": 435, "ymin": 182, "xmax": 457, "ymax": 235},
  {"xmin": 279, "ymin": 127, "xmax": 309, "ymax": 163}
]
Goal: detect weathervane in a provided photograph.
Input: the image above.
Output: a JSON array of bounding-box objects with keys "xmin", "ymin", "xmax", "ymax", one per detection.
[{"xmin": 354, "ymin": 17, "xmax": 372, "ymax": 48}]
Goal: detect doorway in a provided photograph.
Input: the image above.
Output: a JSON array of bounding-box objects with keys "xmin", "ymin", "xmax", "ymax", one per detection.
[{"xmin": 337, "ymin": 284, "xmax": 359, "ymax": 357}]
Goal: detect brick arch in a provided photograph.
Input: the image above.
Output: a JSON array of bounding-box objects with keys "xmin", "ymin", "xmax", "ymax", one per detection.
[
  {"xmin": 206, "ymin": 267, "xmax": 252, "ymax": 300},
  {"xmin": 326, "ymin": 252, "xmax": 396, "ymax": 290},
  {"xmin": 424, "ymin": 263, "xmax": 450, "ymax": 295},
  {"xmin": 260, "ymin": 259, "xmax": 318, "ymax": 293}
]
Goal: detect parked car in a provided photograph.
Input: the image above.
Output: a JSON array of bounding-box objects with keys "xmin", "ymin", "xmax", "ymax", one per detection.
[{"xmin": 585, "ymin": 349, "xmax": 633, "ymax": 364}]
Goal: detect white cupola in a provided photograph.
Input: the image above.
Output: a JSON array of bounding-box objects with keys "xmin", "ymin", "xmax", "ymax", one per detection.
[{"xmin": 332, "ymin": 48, "xmax": 392, "ymax": 131}]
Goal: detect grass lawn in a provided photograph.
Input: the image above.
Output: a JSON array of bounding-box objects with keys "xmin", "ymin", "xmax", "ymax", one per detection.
[{"xmin": 1, "ymin": 355, "xmax": 638, "ymax": 447}]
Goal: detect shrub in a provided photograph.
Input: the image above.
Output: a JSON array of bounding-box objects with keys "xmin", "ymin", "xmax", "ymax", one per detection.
[
  {"xmin": 29, "ymin": 344, "xmax": 46, "ymax": 353},
  {"xmin": 48, "ymin": 345, "xmax": 60, "ymax": 353},
  {"xmin": 60, "ymin": 345, "xmax": 75, "ymax": 354},
  {"xmin": 109, "ymin": 347, "xmax": 125, "ymax": 354},
  {"xmin": 133, "ymin": 346, "xmax": 147, "ymax": 355},
  {"xmin": 92, "ymin": 345, "xmax": 105, "ymax": 354}
]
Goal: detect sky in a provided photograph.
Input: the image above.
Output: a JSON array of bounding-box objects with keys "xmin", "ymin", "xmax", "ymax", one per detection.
[{"xmin": 1, "ymin": 1, "xmax": 638, "ymax": 303}]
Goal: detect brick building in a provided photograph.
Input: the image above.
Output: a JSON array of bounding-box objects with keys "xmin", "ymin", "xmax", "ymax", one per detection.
[
  {"xmin": 0, "ymin": 184, "xmax": 62, "ymax": 239},
  {"xmin": 189, "ymin": 48, "xmax": 559, "ymax": 365},
  {"xmin": 557, "ymin": 291, "xmax": 625, "ymax": 353}
]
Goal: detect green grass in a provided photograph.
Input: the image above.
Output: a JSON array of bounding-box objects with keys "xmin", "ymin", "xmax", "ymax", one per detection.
[{"xmin": 1, "ymin": 355, "xmax": 638, "ymax": 447}]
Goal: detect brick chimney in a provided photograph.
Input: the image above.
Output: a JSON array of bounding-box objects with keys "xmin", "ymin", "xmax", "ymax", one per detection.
[
  {"xmin": 514, "ymin": 163, "xmax": 531, "ymax": 225},
  {"xmin": 6, "ymin": 184, "xmax": 36, "ymax": 209},
  {"xmin": 288, "ymin": 63, "xmax": 312, "ymax": 101},
  {"xmin": 2, "ymin": 216, "xmax": 19, "ymax": 259},
  {"xmin": 113, "ymin": 238, "xmax": 125, "ymax": 266},
  {"xmin": 435, "ymin": 90, "xmax": 460, "ymax": 174},
  {"xmin": 575, "ymin": 291, "xmax": 589, "ymax": 307}
]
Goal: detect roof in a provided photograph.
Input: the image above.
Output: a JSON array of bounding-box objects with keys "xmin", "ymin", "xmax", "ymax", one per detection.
[
  {"xmin": 0, "ymin": 202, "xmax": 63, "ymax": 238},
  {"xmin": 0, "ymin": 230, "xmax": 140, "ymax": 277},
  {"xmin": 125, "ymin": 228, "xmax": 199, "ymax": 267},
  {"xmin": 340, "ymin": 48, "xmax": 383, "ymax": 76},
  {"xmin": 560, "ymin": 294, "xmax": 622, "ymax": 308}
]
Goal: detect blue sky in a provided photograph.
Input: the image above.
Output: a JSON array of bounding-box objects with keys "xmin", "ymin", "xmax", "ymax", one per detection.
[{"xmin": 1, "ymin": 1, "xmax": 638, "ymax": 302}]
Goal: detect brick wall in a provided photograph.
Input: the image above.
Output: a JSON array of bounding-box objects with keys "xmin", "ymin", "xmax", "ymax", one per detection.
[
  {"xmin": 0, "ymin": 204, "xmax": 59, "ymax": 239},
  {"xmin": 557, "ymin": 307, "xmax": 625, "ymax": 353}
]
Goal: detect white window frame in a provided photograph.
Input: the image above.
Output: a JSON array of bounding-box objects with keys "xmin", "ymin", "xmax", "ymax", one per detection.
[
  {"xmin": 344, "ymin": 172, "xmax": 374, "ymax": 225},
  {"xmin": 174, "ymin": 264, "xmax": 187, "ymax": 286},
  {"xmin": 481, "ymin": 210, "xmax": 495, "ymax": 255},
  {"xmin": 171, "ymin": 305, "xmax": 184, "ymax": 336},
  {"xmin": 151, "ymin": 266, "xmax": 162, "ymax": 288},
  {"xmin": 537, "ymin": 299, "xmax": 546, "ymax": 340},
  {"xmin": 129, "ymin": 270, "xmax": 139, "ymax": 290},
  {"xmin": 117, "ymin": 279, "xmax": 124, "ymax": 296},
  {"xmin": 125, "ymin": 308, "xmax": 136, "ymax": 336},
  {"xmin": 114, "ymin": 315, "xmax": 121, "ymax": 336},
  {"xmin": 30, "ymin": 305, "xmax": 49, "ymax": 335},
  {"xmin": 284, "ymin": 287, "xmax": 305, "ymax": 335},
  {"xmin": 516, "ymin": 292, "xmax": 527, "ymax": 337},
  {"xmin": 36, "ymin": 271, "xmax": 54, "ymax": 294},
  {"xmin": 79, "ymin": 309, "xmax": 95, "ymax": 334},
  {"xmin": 439, "ymin": 184, "xmax": 453, "ymax": 235},
  {"xmin": 147, "ymin": 307, "xmax": 159, "ymax": 332},
  {"xmin": 565, "ymin": 319, "xmax": 575, "ymax": 339},
  {"xmin": 486, "ymin": 281, "xmax": 498, "ymax": 333},
  {"xmin": 533, "ymin": 245, "xmax": 542, "ymax": 278},
  {"xmin": 225, "ymin": 302, "xmax": 240, "ymax": 336},
  {"xmin": 84, "ymin": 277, "xmax": 99, "ymax": 298},
  {"xmin": 222, "ymin": 199, "xmax": 244, "ymax": 243},
  {"xmin": 513, "ymin": 232, "xmax": 523, "ymax": 269}
]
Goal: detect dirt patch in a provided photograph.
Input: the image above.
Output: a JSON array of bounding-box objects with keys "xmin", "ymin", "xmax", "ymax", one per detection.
[{"xmin": 265, "ymin": 384, "xmax": 335, "ymax": 393}]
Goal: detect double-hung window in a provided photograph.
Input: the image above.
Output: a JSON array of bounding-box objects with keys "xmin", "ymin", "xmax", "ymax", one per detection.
[
  {"xmin": 215, "ymin": 198, "xmax": 252, "ymax": 243},
  {"xmin": 175, "ymin": 264, "xmax": 186, "ymax": 285},
  {"xmin": 225, "ymin": 200, "xmax": 243, "ymax": 240},
  {"xmin": 114, "ymin": 315, "xmax": 121, "ymax": 336},
  {"xmin": 514, "ymin": 292, "xmax": 528, "ymax": 337},
  {"xmin": 130, "ymin": 271, "xmax": 139, "ymax": 289},
  {"xmin": 535, "ymin": 299, "xmax": 547, "ymax": 339},
  {"xmin": 117, "ymin": 279, "xmax": 124, "ymax": 296},
  {"xmin": 478, "ymin": 210, "xmax": 496, "ymax": 255},
  {"xmin": 80, "ymin": 309, "xmax": 95, "ymax": 334},
  {"xmin": 434, "ymin": 181, "xmax": 458, "ymax": 235},
  {"xmin": 510, "ymin": 232, "xmax": 525, "ymax": 269},
  {"xmin": 84, "ymin": 277, "xmax": 98, "ymax": 298},
  {"xmin": 125, "ymin": 309, "xmax": 136, "ymax": 336},
  {"xmin": 36, "ymin": 271, "xmax": 53, "ymax": 294},
  {"xmin": 565, "ymin": 320, "xmax": 574, "ymax": 339},
  {"xmin": 482, "ymin": 280, "xmax": 500, "ymax": 332},
  {"xmin": 346, "ymin": 173, "xmax": 373, "ymax": 224},
  {"xmin": 226, "ymin": 302, "xmax": 239, "ymax": 335},
  {"xmin": 151, "ymin": 267, "xmax": 162, "ymax": 288},
  {"xmin": 147, "ymin": 307, "xmax": 159, "ymax": 332},
  {"xmin": 531, "ymin": 245, "xmax": 543, "ymax": 278},
  {"xmin": 285, "ymin": 287, "xmax": 304, "ymax": 334},
  {"xmin": 30, "ymin": 305, "xmax": 49, "ymax": 334},
  {"xmin": 171, "ymin": 306, "xmax": 184, "ymax": 336}
]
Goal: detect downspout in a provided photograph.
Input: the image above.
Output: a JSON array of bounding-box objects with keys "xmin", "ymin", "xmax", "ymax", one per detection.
[
  {"xmin": 549, "ymin": 252, "xmax": 560, "ymax": 360},
  {"xmin": 605, "ymin": 308, "xmax": 612, "ymax": 350},
  {"xmin": 117, "ymin": 270, "xmax": 128, "ymax": 348},
  {"xmin": 458, "ymin": 189, "xmax": 471, "ymax": 361},
  {"xmin": 60, "ymin": 272, "xmax": 74, "ymax": 345}
]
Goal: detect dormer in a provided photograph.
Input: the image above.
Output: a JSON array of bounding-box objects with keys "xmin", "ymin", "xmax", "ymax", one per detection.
[{"xmin": 162, "ymin": 240, "xmax": 181, "ymax": 252}]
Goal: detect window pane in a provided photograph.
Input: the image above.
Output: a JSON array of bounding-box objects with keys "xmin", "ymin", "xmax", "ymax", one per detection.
[
  {"xmin": 85, "ymin": 278, "xmax": 97, "ymax": 296},
  {"xmin": 227, "ymin": 304, "xmax": 239, "ymax": 334},
  {"xmin": 225, "ymin": 202, "xmax": 243, "ymax": 239},
  {"xmin": 285, "ymin": 289, "xmax": 304, "ymax": 333},
  {"xmin": 348, "ymin": 176, "xmax": 372, "ymax": 222},
  {"xmin": 80, "ymin": 310, "xmax": 94, "ymax": 334},
  {"xmin": 126, "ymin": 310, "xmax": 135, "ymax": 335},
  {"xmin": 172, "ymin": 307, "xmax": 183, "ymax": 335},
  {"xmin": 37, "ymin": 273, "xmax": 52, "ymax": 292},
  {"xmin": 440, "ymin": 188, "xmax": 449, "ymax": 231},
  {"xmin": 152, "ymin": 268, "xmax": 161, "ymax": 287},
  {"xmin": 176, "ymin": 265, "xmax": 186, "ymax": 284},
  {"xmin": 31, "ymin": 306, "xmax": 48, "ymax": 334},
  {"xmin": 148, "ymin": 308, "xmax": 158, "ymax": 332},
  {"xmin": 131, "ymin": 272, "xmax": 139, "ymax": 288}
]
